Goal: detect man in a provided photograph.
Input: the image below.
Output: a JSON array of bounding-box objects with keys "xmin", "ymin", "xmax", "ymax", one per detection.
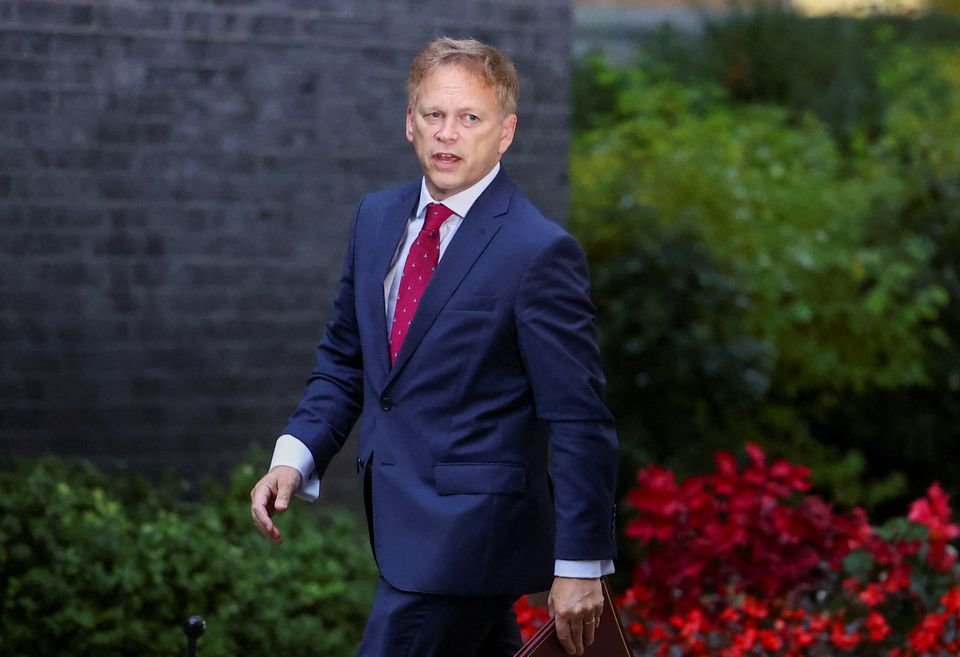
[{"xmin": 250, "ymin": 37, "xmax": 618, "ymax": 657}]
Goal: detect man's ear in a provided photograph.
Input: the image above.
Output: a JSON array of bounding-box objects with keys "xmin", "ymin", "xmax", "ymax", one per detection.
[
  {"xmin": 498, "ymin": 113, "xmax": 518, "ymax": 155},
  {"xmin": 405, "ymin": 106, "xmax": 414, "ymax": 143}
]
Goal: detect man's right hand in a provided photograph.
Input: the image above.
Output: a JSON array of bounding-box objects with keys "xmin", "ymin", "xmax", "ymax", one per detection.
[{"xmin": 250, "ymin": 465, "xmax": 302, "ymax": 545}]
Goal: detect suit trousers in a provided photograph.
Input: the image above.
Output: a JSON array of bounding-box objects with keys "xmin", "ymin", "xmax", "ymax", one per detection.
[{"xmin": 356, "ymin": 576, "xmax": 522, "ymax": 657}]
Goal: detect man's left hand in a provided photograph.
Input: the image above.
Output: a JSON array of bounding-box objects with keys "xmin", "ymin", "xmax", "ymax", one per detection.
[{"xmin": 548, "ymin": 576, "xmax": 603, "ymax": 656}]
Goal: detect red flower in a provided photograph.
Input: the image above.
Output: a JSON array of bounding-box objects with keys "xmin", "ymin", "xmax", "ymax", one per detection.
[
  {"xmin": 909, "ymin": 483, "xmax": 959, "ymax": 540},
  {"xmin": 858, "ymin": 583, "xmax": 886, "ymax": 607},
  {"xmin": 940, "ymin": 586, "xmax": 960, "ymax": 613},
  {"xmin": 731, "ymin": 626, "xmax": 758, "ymax": 652},
  {"xmin": 719, "ymin": 606, "xmax": 740, "ymax": 624},
  {"xmin": 908, "ymin": 612, "xmax": 947, "ymax": 653},
  {"xmin": 713, "ymin": 450, "xmax": 738, "ymax": 494},
  {"xmin": 909, "ymin": 483, "xmax": 960, "ymax": 570},
  {"xmin": 758, "ymin": 629, "xmax": 783, "ymax": 651},
  {"xmin": 741, "ymin": 596, "xmax": 769, "ymax": 620},
  {"xmin": 927, "ymin": 541, "xmax": 958, "ymax": 571},
  {"xmin": 770, "ymin": 458, "xmax": 812, "ymax": 494},
  {"xmin": 790, "ymin": 625, "xmax": 816, "ymax": 648},
  {"xmin": 829, "ymin": 620, "xmax": 861, "ymax": 650},
  {"xmin": 808, "ymin": 613, "xmax": 829, "ymax": 634},
  {"xmin": 865, "ymin": 610, "xmax": 891, "ymax": 642},
  {"xmin": 512, "ymin": 595, "xmax": 550, "ymax": 642},
  {"xmin": 649, "ymin": 625, "xmax": 671, "ymax": 642},
  {"xmin": 513, "ymin": 446, "xmax": 960, "ymax": 657},
  {"xmin": 882, "ymin": 564, "xmax": 913, "ymax": 593}
]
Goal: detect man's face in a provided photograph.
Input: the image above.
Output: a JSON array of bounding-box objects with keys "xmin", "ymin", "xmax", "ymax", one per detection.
[{"xmin": 406, "ymin": 64, "xmax": 517, "ymax": 201}]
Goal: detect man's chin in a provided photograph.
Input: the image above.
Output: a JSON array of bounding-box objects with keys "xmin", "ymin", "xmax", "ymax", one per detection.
[{"xmin": 426, "ymin": 176, "xmax": 465, "ymax": 200}]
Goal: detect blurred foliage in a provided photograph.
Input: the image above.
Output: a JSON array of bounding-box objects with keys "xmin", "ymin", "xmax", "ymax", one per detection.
[
  {"xmin": 571, "ymin": 5, "xmax": 960, "ymax": 516},
  {"xmin": 0, "ymin": 456, "xmax": 376, "ymax": 657},
  {"xmin": 929, "ymin": 0, "xmax": 960, "ymax": 14}
]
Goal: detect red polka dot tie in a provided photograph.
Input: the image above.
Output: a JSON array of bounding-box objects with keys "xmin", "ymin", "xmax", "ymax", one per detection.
[{"xmin": 389, "ymin": 203, "xmax": 455, "ymax": 365}]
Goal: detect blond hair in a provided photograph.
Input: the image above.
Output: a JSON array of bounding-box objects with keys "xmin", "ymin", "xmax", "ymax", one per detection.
[{"xmin": 407, "ymin": 37, "xmax": 520, "ymax": 116}]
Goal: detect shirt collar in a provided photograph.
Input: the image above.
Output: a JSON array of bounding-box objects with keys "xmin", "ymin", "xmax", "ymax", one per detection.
[{"xmin": 415, "ymin": 162, "xmax": 501, "ymax": 220}]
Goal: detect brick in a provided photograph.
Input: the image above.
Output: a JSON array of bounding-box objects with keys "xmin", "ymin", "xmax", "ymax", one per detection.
[
  {"xmin": 182, "ymin": 11, "xmax": 213, "ymax": 34},
  {"xmin": 216, "ymin": 12, "xmax": 243, "ymax": 37},
  {"xmin": 18, "ymin": 1, "xmax": 72, "ymax": 26},
  {"xmin": 94, "ymin": 231, "xmax": 142, "ymax": 256},
  {"xmin": 58, "ymin": 91, "xmax": 105, "ymax": 114},
  {"xmin": 53, "ymin": 33, "xmax": 102, "ymax": 58},
  {"xmin": 107, "ymin": 206, "xmax": 150, "ymax": 229},
  {"xmin": 250, "ymin": 14, "xmax": 294, "ymax": 37},
  {"xmin": 71, "ymin": 4, "xmax": 94, "ymax": 26},
  {"xmin": 32, "ymin": 174, "xmax": 99, "ymax": 199},
  {"xmin": 94, "ymin": 121, "xmax": 136, "ymax": 144},
  {"xmin": 0, "ymin": 174, "xmax": 28, "ymax": 198},
  {"xmin": 146, "ymin": 64, "xmax": 218, "ymax": 89},
  {"xmin": 27, "ymin": 89, "xmax": 54, "ymax": 113},
  {"xmin": 5, "ymin": 58, "xmax": 44, "ymax": 83},
  {"xmin": 100, "ymin": 5, "xmax": 171, "ymax": 31},
  {"xmin": 0, "ymin": 379, "xmax": 44, "ymax": 402},
  {"xmin": 28, "ymin": 205, "xmax": 103, "ymax": 229},
  {"xmin": 0, "ymin": 203, "xmax": 26, "ymax": 228},
  {"xmin": 0, "ymin": 146, "xmax": 26, "ymax": 168},
  {"xmin": 300, "ymin": 17, "xmax": 377, "ymax": 41},
  {"xmin": 0, "ymin": 89, "xmax": 25, "ymax": 112},
  {"xmin": 38, "ymin": 262, "xmax": 97, "ymax": 286},
  {"xmin": 0, "ymin": 229, "xmax": 58, "ymax": 256},
  {"xmin": 0, "ymin": 409, "xmax": 46, "ymax": 430}
]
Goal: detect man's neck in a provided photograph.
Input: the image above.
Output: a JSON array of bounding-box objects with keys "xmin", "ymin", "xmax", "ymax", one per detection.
[{"xmin": 416, "ymin": 162, "xmax": 501, "ymax": 219}]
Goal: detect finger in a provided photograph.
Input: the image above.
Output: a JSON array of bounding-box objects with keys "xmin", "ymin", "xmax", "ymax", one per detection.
[
  {"xmin": 251, "ymin": 506, "xmax": 282, "ymax": 544},
  {"xmin": 584, "ymin": 615, "xmax": 597, "ymax": 647},
  {"xmin": 251, "ymin": 505, "xmax": 281, "ymax": 543},
  {"xmin": 569, "ymin": 617, "xmax": 585, "ymax": 656},
  {"xmin": 274, "ymin": 475, "xmax": 295, "ymax": 512},
  {"xmin": 250, "ymin": 484, "xmax": 282, "ymax": 544},
  {"xmin": 555, "ymin": 617, "xmax": 577, "ymax": 656}
]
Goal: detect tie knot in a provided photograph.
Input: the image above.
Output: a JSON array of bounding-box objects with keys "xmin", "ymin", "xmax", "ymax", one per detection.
[{"xmin": 424, "ymin": 203, "xmax": 454, "ymax": 233}]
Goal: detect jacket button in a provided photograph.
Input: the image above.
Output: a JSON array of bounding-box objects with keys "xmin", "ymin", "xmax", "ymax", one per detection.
[{"xmin": 380, "ymin": 398, "xmax": 393, "ymax": 411}]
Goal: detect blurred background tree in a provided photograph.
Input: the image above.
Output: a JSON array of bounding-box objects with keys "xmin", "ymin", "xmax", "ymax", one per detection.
[
  {"xmin": 929, "ymin": 0, "xmax": 960, "ymax": 13},
  {"xmin": 570, "ymin": 1, "xmax": 960, "ymax": 525}
]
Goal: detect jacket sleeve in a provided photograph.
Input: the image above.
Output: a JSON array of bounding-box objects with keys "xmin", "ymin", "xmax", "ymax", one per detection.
[
  {"xmin": 281, "ymin": 200, "xmax": 366, "ymax": 481},
  {"xmin": 514, "ymin": 231, "xmax": 619, "ymax": 561}
]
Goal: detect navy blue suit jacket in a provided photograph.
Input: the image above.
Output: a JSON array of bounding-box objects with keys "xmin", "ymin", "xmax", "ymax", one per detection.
[{"xmin": 283, "ymin": 170, "xmax": 618, "ymax": 597}]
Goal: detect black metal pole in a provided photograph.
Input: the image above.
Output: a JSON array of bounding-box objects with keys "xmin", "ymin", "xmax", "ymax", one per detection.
[{"xmin": 183, "ymin": 616, "xmax": 206, "ymax": 657}]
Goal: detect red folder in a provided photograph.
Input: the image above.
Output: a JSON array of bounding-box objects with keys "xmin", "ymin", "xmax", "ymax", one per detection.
[{"xmin": 514, "ymin": 581, "xmax": 632, "ymax": 657}]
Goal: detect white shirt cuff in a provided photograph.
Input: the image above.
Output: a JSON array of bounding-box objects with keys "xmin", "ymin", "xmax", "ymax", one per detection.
[
  {"xmin": 270, "ymin": 434, "xmax": 320, "ymax": 501},
  {"xmin": 554, "ymin": 559, "xmax": 615, "ymax": 578}
]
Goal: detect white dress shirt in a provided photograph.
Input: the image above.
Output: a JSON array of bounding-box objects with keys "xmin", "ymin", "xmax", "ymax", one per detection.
[{"xmin": 270, "ymin": 162, "xmax": 613, "ymax": 578}]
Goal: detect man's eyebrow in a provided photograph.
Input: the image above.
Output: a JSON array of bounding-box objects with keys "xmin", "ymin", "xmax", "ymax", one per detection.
[{"xmin": 418, "ymin": 100, "xmax": 487, "ymax": 114}]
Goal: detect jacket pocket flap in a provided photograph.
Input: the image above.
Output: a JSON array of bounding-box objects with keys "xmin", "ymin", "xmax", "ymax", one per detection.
[
  {"xmin": 435, "ymin": 462, "xmax": 526, "ymax": 495},
  {"xmin": 447, "ymin": 295, "xmax": 497, "ymax": 312}
]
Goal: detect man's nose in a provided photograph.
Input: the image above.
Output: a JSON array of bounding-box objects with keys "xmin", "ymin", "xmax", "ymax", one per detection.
[{"xmin": 435, "ymin": 117, "xmax": 458, "ymax": 142}]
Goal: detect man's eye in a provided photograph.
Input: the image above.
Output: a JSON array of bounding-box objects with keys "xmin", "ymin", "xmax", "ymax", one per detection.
[
  {"xmin": 466, "ymin": 114, "xmax": 479, "ymax": 122},
  {"xmin": 428, "ymin": 112, "xmax": 442, "ymax": 119}
]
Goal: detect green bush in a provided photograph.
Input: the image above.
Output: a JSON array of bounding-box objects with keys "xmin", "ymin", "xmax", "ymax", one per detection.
[
  {"xmin": 579, "ymin": 4, "xmax": 960, "ymax": 144},
  {"xmin": 571, "ymin": 32, "xmax": 960, "ymax": 511},
  {"xmin": 0, "ymin": 457, "xmax": 377, "ymax": 657}
]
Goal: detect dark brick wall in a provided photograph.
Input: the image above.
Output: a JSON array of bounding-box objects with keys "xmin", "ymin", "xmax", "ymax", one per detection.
[{"xmin": 0, "ymin": 0, "xmax": 571, "ymax": 502}]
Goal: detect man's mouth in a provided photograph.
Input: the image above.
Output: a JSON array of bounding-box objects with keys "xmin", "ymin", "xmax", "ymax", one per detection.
[{"xmin": 433, "ymin": 153, "xmax": 461, "ymax": 166}]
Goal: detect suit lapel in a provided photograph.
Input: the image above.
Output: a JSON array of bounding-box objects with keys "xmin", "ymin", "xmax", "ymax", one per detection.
[
  {"xmin": 366, "ymin": 185, "xmax": 419, "ymax": 382},
  {"xmin": 386, "ymin": 171, "xmax": 514, "ymax": 383}
]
